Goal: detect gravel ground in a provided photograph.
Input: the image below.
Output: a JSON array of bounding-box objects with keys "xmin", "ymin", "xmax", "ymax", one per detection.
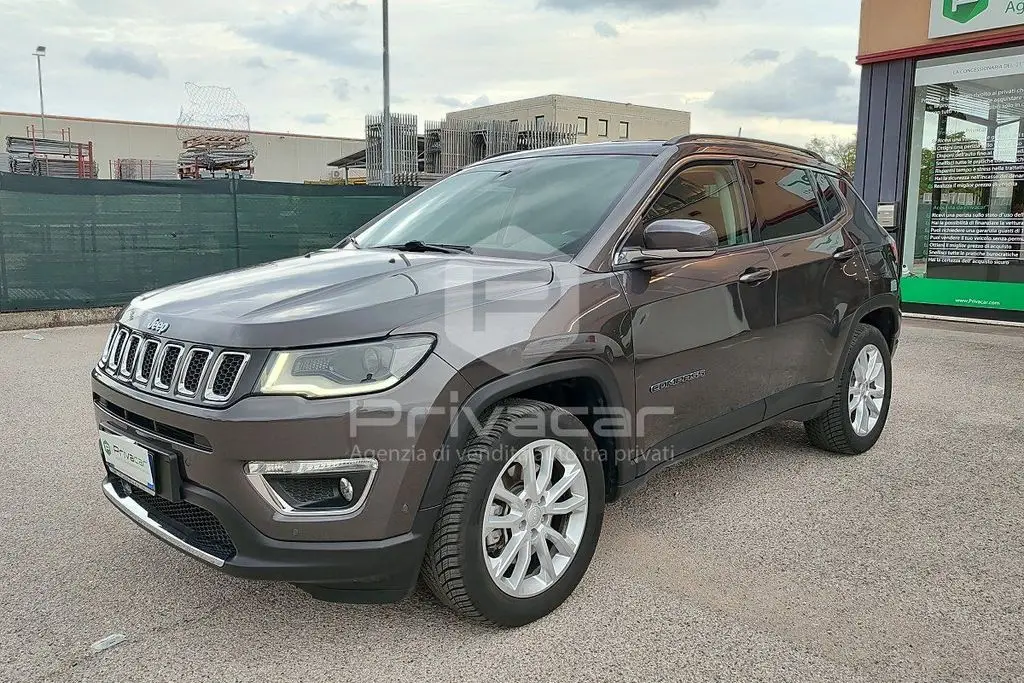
[{"xmin": 1, "ymin": 320, "xmax": 1022, "ymax": 682}]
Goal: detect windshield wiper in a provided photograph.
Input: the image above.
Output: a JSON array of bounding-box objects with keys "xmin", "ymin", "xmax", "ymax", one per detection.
[{"xmin": 380, "ymin": 240, "xmax": 473, "ymax": 255}]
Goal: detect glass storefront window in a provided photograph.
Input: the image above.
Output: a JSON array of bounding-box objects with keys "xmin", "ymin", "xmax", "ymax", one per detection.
[{"xmin": 904, "ymin": 46, "xmax": 1024, "ymax": 312}]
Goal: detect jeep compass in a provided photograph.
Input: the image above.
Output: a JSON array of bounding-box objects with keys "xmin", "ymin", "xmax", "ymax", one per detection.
[{"xmin": 92, "ymin": 135, "xmax": 901, "ymax": 626}]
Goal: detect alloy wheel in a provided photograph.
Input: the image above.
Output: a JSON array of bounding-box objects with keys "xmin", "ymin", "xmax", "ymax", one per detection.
[
  {"xmin": 849, "ymin": 343, "xmax": 886, "ymax": 437},
  {"xmin": 481, "ymin": 439, "xmax": 589, "ymax": 598}
]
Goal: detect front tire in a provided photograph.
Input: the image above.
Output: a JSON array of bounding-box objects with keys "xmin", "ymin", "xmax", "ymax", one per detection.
[
  {"xmin": 421, "ymin": 399, "xmax": 605, "ymax": 626},
  {"xmin": 805, "ymin": 323, "xmax": 892, "ymax": 455}
]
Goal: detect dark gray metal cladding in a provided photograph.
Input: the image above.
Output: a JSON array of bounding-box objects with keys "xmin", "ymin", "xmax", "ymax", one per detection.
[{"xmin": 96, "ymin": 323, "xmax": 262, "ymax": 407}]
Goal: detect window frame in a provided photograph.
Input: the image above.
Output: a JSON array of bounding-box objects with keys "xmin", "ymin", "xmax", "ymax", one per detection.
[
  {"xmin": 739, "ymin": 159, "xmax": 843, "ymax": 245},
  {"xmin": 619, "ymin": 121, "xmax": 630, "ymax": 139},
  {"xmin": 598, "ymin": 119, "xmax": 609, "ymax": 137},
  {"xmin": 613, "ymin": 157, "xmax": 757, "ymax": 263},
  {"xmin": 534, "ymin": 114, "xmax": 546, "ymax": 127},
  {"xmin": 577, "ymin": 116, "xmax": 588, "ymax": 135}
]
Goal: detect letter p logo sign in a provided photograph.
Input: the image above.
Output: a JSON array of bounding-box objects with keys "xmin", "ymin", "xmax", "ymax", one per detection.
[{"xmin": 944, "ymin": 0, "xmax": 988, "ymax": 23}]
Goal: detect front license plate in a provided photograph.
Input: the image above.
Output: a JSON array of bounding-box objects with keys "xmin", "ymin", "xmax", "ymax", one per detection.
[{"xmin": 100, "ymin": 432, "xmax": 156, "ymax": 495}]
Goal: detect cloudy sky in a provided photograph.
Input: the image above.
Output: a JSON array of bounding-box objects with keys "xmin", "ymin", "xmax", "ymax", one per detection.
[{"xmin": 0, "ymin": 0, "xmax": 861, "ymax": 146}]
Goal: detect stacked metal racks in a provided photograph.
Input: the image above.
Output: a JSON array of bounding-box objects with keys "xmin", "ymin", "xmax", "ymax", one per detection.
[
  {"xmin": 112, "ymin": 158, "xmax": 181, "ymax": 181},
  {"xmin": 177, "ymin": 134, "xmax": 257, "ymax": 180},
  {"xmin": 365, "ymin": 112, "xmax": 419, "ymax": 185},
  {"xmin": 515, "ymin": 121, "xmax": 577, "ymax": 151},
  {"xmin": 5, "ymin": 133, "xmax": 98, "ymax": 178},
  {"xmin": 423, "ymin": 119, "xmax": 473, "ymax": 174},
  {"xmin": 421, "ymin": 118, "xmax": 577, "ymax": 177}
]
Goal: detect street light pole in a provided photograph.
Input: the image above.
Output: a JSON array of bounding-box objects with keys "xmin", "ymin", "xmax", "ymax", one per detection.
[
  {"xmin": 381, "ymin": 0, "xmax": 393, "ymax": 186},
  {"xmin": 33, "ymin": 46, "xmax": 47, "ymax": 138}
]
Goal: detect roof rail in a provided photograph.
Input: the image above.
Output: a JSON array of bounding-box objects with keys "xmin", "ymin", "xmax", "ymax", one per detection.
[{"xmin": 664, "ymin": 133, "xmax": 828, "ymax": 164}]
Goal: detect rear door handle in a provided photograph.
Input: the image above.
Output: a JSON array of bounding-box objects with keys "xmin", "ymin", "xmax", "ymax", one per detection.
[
  {"xmin": 739, "ymin": 267, "xmax": 773, "ymax": 285},
  {"xmin": 833, "ymin": 248, "xmax": 858, "ymax": 262}
]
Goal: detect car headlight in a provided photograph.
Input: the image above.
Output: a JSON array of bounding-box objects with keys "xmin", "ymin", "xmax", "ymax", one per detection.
[{"xmin": 257, "ymin": 336, "xmax": 435, "ymax": 398}]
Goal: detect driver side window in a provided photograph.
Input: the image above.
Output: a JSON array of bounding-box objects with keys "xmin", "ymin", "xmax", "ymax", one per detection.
[{"xmin": 641, "ymin": 164, "xmax": 751, "ymax": 248}]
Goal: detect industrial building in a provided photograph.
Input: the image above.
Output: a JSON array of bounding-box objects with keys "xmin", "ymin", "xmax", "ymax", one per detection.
[
  {"xmin": 329, "ymin": 95, "xmax": 692, "ymax": 186},
  {"xmin": 0, "ymin": 111, "xmax": 364, "ymax": 184},
  {"xmin": 857, "ymin": 0, "xmax": 1024, "ymax": 323},
  {"xmin": 1, "ymin": 95, "xmax": 690, "ymax": 186},
  {"xmin": 447, "ymin": 94, "xmax": 692, "ymax": 142}
]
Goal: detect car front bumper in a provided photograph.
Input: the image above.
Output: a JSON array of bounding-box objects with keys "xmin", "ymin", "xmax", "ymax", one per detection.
[
  {"xmin": 102, "ymin": 474, "xmax": 436, "ymax": 601},
  {"xmin": 92, "ymin": 353, "xmax": 472, "ymax": 600}
]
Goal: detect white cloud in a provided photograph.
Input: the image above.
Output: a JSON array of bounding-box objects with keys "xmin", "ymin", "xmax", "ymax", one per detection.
[
  {"xmin": 331, "ymin": 78, "xmax": 352, "ymax": 101},
  {"xmin": 539, "ymin": 0, "xmax": 717, "ymax": 15},
  {"xmin": 297, "ymin": 112, "xmax": 331, "ymax": 124},
  {"xmin": 434, "ymin": 94, "xmax": 491, "ymax": 108},
  {"xmin": 739, "ymin": 48, "xmax": 781, "ymax": 65},
  {"xmin": 0, "ymin": 0, "xmax": 860, "ymax": 145},
  {"xmin": 83, "ymin": 47, "xmax": 169, "ymax": 80},
  {"xmin": 594, "ymin": 21, "xmax": 620, "ymax": 38},
  {"xmin": 234, "ymin": 2, "xmax": 376, "ymax": 68},
  {"xmin": 707, "ymin": 49, "xmax": 859, "ymax": 125}
]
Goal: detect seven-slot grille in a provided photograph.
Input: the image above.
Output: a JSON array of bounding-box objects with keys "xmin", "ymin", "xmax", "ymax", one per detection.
[{"xmin": 98, "ymin": 325, "xmax": 250, "ymax": 405}]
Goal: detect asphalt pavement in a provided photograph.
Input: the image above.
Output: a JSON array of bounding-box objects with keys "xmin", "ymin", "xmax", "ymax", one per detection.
[{"xmin": 1, "ymin": 319, "xmax": 1022, "ymax": 682}]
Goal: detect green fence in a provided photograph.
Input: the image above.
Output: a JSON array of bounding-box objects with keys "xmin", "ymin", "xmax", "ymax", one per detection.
[{"xmin": 0, "ymin": 173, "xmax": 415, "ymax": 312}]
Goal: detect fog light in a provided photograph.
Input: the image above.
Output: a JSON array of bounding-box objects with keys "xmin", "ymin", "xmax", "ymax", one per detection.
[{"xmin": 244, "ymin": 458, "xmax": 377, "ymax": 516}]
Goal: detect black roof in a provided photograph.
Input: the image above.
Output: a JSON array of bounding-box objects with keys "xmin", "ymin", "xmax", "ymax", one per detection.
[
  {"xmin": 328, "ymin": 133, "xmax": 841, "ymax": 176},
  {"xmin": 471, "ymin": 134, "xmax": 841, "ymax": 174}
]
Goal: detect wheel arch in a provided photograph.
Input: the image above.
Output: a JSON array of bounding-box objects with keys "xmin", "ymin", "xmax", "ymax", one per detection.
[
  {"xmin": 419, "ymin": 359, "xmax": 634, "ymax": 510},
  {"xmin": 858, "ymin": 301, "xmax": 900, "ymax": 352}
]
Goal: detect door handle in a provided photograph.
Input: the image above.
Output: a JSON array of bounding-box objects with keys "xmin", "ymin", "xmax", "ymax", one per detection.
[
  {"xmin": 833, "ymin": 248, "xmax": 858, "ymax": 262},
  {"xmin": 739, "ymin": 268, "xmax": 773, "ymax": 285}
]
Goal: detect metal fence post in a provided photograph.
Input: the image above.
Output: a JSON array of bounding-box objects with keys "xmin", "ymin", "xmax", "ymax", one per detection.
[
  {"xmin": 0, "ymin": 178, "xmax": 7, "ymax": 312},
  {"xmin": 231, "ymin": 174, "xmax": 241, "ymax": 268}
]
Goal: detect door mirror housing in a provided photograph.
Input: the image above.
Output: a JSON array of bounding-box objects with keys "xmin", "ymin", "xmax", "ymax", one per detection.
[{"xmin": 618, "ymin": 219, "xmax": 719, "ymax": 265}]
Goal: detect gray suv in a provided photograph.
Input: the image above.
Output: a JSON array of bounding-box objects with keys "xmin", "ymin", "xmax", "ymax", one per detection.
[{"xmin": 92, "ymin": 135, "xmax": 901, "ymax": 626}]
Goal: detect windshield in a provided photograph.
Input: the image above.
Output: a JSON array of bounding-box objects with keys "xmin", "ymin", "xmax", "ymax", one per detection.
[{"xmin": 349, "ymin": 154, "xmax": 651, "ymax": 260}]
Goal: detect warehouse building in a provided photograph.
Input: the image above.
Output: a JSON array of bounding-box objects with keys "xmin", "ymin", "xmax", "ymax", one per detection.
[
  {"xmin": 328, "ymin": 95, "xmax": 693, "ymax": 184},
  {"xmin": 446, "ymin": 94, "xmax": 692, "ymax": 142},
  {"xmin": 0, "ymin": 111, "xmax": 364, "ymax": 184},
  {"xmin": 857, "ymin": 0, "xmax": 1024, "ymax": 322}
]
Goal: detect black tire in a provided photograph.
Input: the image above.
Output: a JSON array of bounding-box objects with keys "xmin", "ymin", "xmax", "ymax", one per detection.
[
  {"xmin": 805, "ymin": 323, "xmax": 892, "ymax": 455},
  {"xmin": 421, "ymin": 399, "xmax": 605, "ymax": 627}
]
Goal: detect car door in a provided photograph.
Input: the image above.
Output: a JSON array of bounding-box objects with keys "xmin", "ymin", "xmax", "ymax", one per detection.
[
  {"xmin": 741, "ymin": 161, "xmax": 870, "ymax": 416},
  {"xmin": 618, "ymin": 160, "xmax": 778, "ymax": 475}
]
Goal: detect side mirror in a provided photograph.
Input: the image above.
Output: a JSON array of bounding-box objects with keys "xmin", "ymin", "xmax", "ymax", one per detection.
[{"xmin": 618, "ymin": 219, "xmax": 719, "ymax": 265}]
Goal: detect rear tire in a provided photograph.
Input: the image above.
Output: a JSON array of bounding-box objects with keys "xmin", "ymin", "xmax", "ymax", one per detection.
[
  {"xmin": 421, "ymin": 399, "xmax": 605, "ymax": 627},
  {"xmin": 805, "ymin": 323, "xmax": 892, "ymax": 455}
]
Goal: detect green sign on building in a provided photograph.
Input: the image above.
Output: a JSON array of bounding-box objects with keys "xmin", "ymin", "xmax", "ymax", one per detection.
[
  {"xmin": 930, "ymin": 0, "xmax": 1024, "ymax": 38},
  {"xmin": 943, "ymin": 0, "xmax": 989, "ymax": 24}
]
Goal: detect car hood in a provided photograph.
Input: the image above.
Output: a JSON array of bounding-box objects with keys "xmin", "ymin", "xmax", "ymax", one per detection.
[{"xmin": 120, "ymin": 248, "xmax": 554, "ymax": 348}]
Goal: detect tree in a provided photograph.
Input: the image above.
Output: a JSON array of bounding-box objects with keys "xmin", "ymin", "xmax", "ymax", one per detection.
[
  {"xmin": 919, "ymin": 147, "xmax": 934, "ymax": 198},
  {"xmin": 806, "ymin": 135, "xmax": 857, "ymax": 175}
]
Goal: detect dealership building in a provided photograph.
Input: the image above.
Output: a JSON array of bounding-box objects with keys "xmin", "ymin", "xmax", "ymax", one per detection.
[{"xmin": 858, "ymin": 0, "xmax": 1024, "ymax": 322}]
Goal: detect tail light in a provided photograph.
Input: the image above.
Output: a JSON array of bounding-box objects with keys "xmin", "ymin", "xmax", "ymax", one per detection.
[{"xmin": 885, "ymin": 233, "xmax": 899, "ymax": 261}]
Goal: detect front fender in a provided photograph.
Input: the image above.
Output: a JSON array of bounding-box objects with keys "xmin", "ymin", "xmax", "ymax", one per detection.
[{"xmin": 418, "ymin": 358, "xmax": 635, "ymax": 510}]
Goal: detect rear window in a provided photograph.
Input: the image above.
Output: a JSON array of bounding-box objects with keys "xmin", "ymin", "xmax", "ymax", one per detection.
[
  {"xmin": 745, "ymin": 162, "xmax": 825, "ymax": 241},
  {"xmin": 838, "ymin": 179, "xmax": 888, "ymax": 246}
]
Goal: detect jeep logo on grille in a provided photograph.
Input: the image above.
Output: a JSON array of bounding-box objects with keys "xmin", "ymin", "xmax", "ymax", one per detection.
[{"xmin": 146, "ymin": 318, "xmax": 170, "ymax": 334}]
